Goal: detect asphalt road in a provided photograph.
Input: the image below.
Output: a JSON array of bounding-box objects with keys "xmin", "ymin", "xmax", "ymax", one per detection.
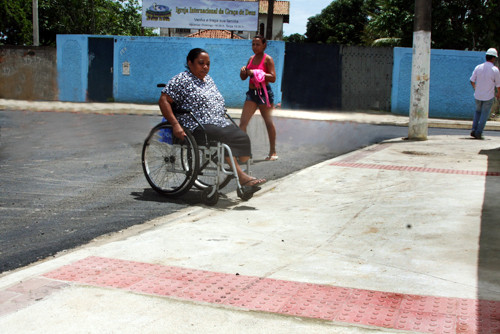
[{"xmin": 0, "ymin": 109, "xmax": 477, "ymax": 273}]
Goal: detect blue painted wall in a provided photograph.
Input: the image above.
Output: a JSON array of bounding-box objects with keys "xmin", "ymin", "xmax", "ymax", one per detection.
[
  {"xmin": 57, "ymin": 35, "xmax": 491, "ymax": 120},
  {"xmin": 392, "ymin": 47, "xmax": 485, "ymax": 119},
  {"xmin": 57, "ymin": 35, "xmax": 89, "ymax": 102},
  {"xmin": 57, "ymin": 35, "xmax": 284, "ymax": 107}
]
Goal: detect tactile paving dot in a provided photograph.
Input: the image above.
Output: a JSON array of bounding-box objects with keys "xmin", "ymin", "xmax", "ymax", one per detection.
[
  {"xmin": 247, "ymin": 277, "xmax": 305, "ymax": 295},
  {"xmin": 329, "ymin": 161, "xmax": 500, "ymax": 176},
  {"xmin": 279, "ymin": 296, "xmax": 342, "ymax": 320},
  {"xmin": 223, "ymin": 290, "xmax": 291, "ymax": 313},
  {"xmin": 198, "ymin": 272, "xmax": 257, "ymax": 291},
  {"xmin": 401, "ymin": 295, "xmax": 458, "ymax": 315},
  {"xmin": 349, "ymin": 290, "xmax": 403, "ymax": 310},
  {"xmin": 456, "ymin": 315, "xmax": 500, "ymax": 334},
  {"xmin": 127, "ymin": 276, "xmax": 190, "ymax": 297},
  {"xmin": 395, "ymin": 311, "xmax": 456, "ymax": 333},
  {"xmin": 336, "ymin": 302, "xmax": 398, "ymax": 328},
  {"xmin": 41, "ymin": 256, "xmax": 500, "ymax": 334},
  {"xmin": 294, "ymin": 284, "xmax": 351, "ymax": 303}
]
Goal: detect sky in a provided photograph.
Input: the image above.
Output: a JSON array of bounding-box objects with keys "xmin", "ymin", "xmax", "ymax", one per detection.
[{"xmin": 282, "ymin": 0, "xmax": 333, "ymax": 36}]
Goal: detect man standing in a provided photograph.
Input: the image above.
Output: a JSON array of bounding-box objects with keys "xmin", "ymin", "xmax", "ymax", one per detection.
[{"xmin": 470, "ymin": 48, "xmax": 500, "ymax": 139}]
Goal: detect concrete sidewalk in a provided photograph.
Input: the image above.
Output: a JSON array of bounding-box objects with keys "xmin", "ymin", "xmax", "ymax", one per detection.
[{"xmin": 1, "ymin": 101, "xmax": 500, "ymax": 333}]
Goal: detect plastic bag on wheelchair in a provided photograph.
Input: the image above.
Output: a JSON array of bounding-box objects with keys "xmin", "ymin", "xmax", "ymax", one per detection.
[{"xmin": 159, "ymin": 127, "xmax": 173, "ymax": 144}]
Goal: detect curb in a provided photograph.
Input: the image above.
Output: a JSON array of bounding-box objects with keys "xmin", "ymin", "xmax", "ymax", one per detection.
[{"xmin": 1, "ymin": 99, "xmax": 500, "ymax": 131}]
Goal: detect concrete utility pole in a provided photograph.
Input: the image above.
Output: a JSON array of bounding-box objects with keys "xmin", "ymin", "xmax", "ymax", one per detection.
[
  {"xmin": 266, "ymin": 0, "xmax": 274, "ymax": 40},
  {"xmin": 408, "ymin": 0, "xmax": 431, "ymax": 140},
  {"xmin": 32, "ymin": 0, "xmax": 39, "ymax": 46}
]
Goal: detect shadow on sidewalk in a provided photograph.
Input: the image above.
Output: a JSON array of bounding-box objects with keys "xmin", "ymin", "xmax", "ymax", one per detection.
[
  {"xmin": 477, "ymin": 146, "xmax": 500, "ymax": 331},
  {"xmin": 131, "ymin": 189, "xmax": 242, "ymax": 209}
]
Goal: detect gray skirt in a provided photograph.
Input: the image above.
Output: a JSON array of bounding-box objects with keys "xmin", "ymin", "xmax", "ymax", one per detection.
[{"xmin": 192, "ymin": 124, "xmax": 251, "ymax": 157}]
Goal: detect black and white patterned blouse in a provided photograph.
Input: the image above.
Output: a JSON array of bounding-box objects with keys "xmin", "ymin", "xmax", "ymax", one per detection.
[{"xmin": 162, "ymin": 71, "xmax": 229, "ymax": 131}]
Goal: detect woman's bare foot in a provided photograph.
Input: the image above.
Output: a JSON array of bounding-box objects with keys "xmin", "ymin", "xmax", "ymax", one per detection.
[
  {"xmin": 240, "ymin": 177, "xmax": 266, "ymax": 186},
  {"xmin": 265, "ymin": 153, "xmax": 278, "ymax": 161}
]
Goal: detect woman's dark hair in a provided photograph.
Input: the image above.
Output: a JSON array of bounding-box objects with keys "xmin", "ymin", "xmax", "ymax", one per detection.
[
  {"xmin": 254, "ymin": 35, "xmax": 267, "ymax": 44},
  {"xmin": 186, "ymin": 48, "xmax": 208, "ymax": 69}
]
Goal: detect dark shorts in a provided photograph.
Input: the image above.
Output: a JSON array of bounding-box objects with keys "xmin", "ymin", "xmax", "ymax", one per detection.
[
  {"xmin": 192, "ymin": 124, "xmax": 251, "ymax": 157},
  {"xmin": 245, "ymin": 85, "xmax": 274, "ymax": 106}
]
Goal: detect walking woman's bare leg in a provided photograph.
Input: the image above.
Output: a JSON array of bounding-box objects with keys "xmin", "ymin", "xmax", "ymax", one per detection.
[
  {"xmin": 239, "ymin": 101, "xmax": 258, "ymax": 132},
  {"xmin": 259, "ymin": 105, "xmax": 277, "ymax": 157}
]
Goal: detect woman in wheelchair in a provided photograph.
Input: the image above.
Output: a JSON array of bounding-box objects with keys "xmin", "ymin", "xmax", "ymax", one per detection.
[{"xmin": 158, "ymin": 48, "xmax": 266, "ymax": 189}]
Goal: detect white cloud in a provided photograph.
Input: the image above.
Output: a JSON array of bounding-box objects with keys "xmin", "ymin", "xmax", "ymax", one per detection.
[{"xmin": 283, "ymin": 0, "xmax": 333, "ymax": 36}]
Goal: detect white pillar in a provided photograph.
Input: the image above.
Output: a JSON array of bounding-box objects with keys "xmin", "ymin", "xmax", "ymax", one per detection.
[
  {"xmin": 32, "ymin": 0, "xmax": 39, "ymax": 46},
  {"xmin": 408, "ymin": 30, "xmax": 431, "ymax": 140}
]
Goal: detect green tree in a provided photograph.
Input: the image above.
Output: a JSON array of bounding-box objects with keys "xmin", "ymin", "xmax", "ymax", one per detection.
[
  {"xmin": 477, "ymin": 0, "xmax": 499, "ymax": 50},
  {"xmin": 1, "ymin": 0, "xmax": 155, "ymax": 46},
  {"xmin": 364, "ymin": 0, "xmax": 414, "ymax": 47},
  {"xmin": 304, "ymin": 0, "xmax": 498, "ymax": 50},
  {"xmin": 0, "ymin": 1, "xmax": 33, "ymax": 45},
  {"xmin": 305, "ymin": 0, "xmax": 377, "ymax": 45},
  {"xmin": 431, "ymin": 0, "xmax": 475, "ymax": 50},
  {"xmin": 366, "ymin": 0, "xmax": 498, "ymax": 50},
  {"xmin": 283, "ymin": 33, "xmax": 306, "ymax": 43}
]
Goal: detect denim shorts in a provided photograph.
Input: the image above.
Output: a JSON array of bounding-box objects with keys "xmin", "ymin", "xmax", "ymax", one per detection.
[{"xmin": 245, "ymin": 85, "xmax": 274, "ymax": 106}]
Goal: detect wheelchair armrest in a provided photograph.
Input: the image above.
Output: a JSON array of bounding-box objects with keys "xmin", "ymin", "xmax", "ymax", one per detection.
[{"xmin": 224, "ymin": 109, "xmax": 238, "ymax": 127}]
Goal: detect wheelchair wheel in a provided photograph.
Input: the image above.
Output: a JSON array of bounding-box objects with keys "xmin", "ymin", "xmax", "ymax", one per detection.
[
  {"xmin": 237, "ymin": 186, "xmax": 254, "ymax": 201},
  {"xmin": 201, "ymin": 187, "xmax": 219, "ymax": 206},
  {"xmin": 142, "ymin": 123, "xmax": 199, "ymax": 197},
  {"xmin": 193, "ymin": 148, "xmax": 232, "ymax": 191}
]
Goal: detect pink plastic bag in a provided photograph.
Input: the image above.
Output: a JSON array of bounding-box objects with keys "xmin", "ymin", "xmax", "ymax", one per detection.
[{"xmin": 250, "ymin": 69, "xmax": 271, "ymax": 107}]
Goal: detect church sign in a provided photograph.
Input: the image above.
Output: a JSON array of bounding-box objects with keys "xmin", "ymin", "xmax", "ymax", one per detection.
[{"xmin": 142, "ymin": 0, "xmax": 259, "ymax": 31}]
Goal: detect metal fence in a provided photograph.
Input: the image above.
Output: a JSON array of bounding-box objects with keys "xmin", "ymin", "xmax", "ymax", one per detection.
[
  {"xmin": 341, "ymin": 45, "xmax": 393, "ymax": 112},
  {"xmin": 282, "ymin": 43, "xmax": 393, "ymax": 111}
]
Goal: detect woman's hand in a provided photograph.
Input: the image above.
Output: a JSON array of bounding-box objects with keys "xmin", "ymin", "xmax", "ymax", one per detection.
[
  {"xmin": 158, "ymin": 93, "xmax": 186, "ymax": 139},
  {"xmin": 172, "ymin": 123, "xmax": 186, "ymax": 139},
  {"xmin": 240, "ymin": 66, "xmax": 253, "ymax": 80}
]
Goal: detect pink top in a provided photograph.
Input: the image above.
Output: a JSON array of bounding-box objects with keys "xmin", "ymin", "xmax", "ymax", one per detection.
[
  {"xmin": 246, "ymin": 54, "xmax": 271, "ymax": 107},
  {"xmin": 247, "ymin": 54, "xmax": 268, "ymax": 73}
]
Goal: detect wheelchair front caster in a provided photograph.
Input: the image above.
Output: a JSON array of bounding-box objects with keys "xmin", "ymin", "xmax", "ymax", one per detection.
[
  {"xmin": 237, "ymin": 186, "xmax": 257, "ymax": 201},
  {"xmin": 201, "ymin": 187, "xmax": 219, "ymax": 206}
]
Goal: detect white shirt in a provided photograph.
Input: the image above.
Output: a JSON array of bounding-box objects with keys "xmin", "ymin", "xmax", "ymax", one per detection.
[{"xmin": 470, "ymin": 61, "xmax": 500, "ymax": 101}]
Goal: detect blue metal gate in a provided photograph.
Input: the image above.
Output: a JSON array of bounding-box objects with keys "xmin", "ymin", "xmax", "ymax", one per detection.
[
  {"xmin": 88, "ymin": 38, "xmax": 114, "ymax": 102},
  {"xmin": 282, "ymin": 43, "xmax": 341, "ymax": 110}
]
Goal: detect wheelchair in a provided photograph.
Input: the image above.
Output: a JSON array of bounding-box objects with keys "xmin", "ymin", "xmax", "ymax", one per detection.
[{"xmin": 141, "ymin": 86, "xmax": 257, "ymax": 206}]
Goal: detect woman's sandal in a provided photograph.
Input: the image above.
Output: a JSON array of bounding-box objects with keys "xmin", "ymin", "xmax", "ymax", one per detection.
[
  {"xmin": 241, "ymin": 177, "xmax": 267, "ymax": 187},
  {"xmin": 265, "ymin": 154, "xmax": 279, "ymax": 161}
]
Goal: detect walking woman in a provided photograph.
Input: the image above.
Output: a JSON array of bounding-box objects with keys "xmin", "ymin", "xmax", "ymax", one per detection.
[{"xmin": 239, "ymin": 35, "xmax": 278, "ymax": 161}]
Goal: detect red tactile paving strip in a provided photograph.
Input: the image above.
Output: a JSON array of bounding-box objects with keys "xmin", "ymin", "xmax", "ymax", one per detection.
[
  {"xmin": 330, "ymin": 162, "xmax": 500, "ymax": 176},
  {"xmin": 0, "ymin": 277, "xmax": 69, "ymax": 316},
  {"xmin": 41, "ymin": 256, "xmax": 500, "ymax": 333}
]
